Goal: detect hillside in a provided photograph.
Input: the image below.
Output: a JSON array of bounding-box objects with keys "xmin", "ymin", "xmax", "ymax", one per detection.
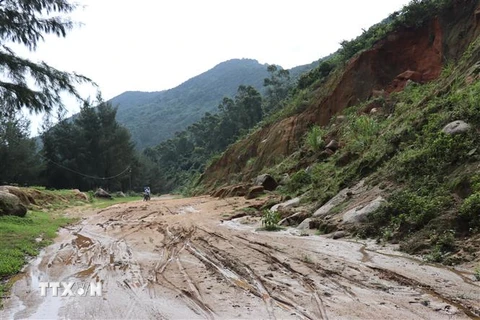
[
  {"xmin": 199, "ymin": 0, "xmax": 480, "ymax": 264},
  {"xmin": 110, "ymin": 58, "xmax": 318, "ymax": 149}
]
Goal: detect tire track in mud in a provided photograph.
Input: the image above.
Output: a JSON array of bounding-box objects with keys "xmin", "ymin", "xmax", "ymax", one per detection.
[
  {"xmin": 4, "ymin": 197, "xmax": 477, "ymax": 319},
  {"xmin": 216, "ymin": 226, "xmax": 477, "ymax": 319},
  {"xmin": 191, "ymin": 229, "xmax": 326, "ymax": 319},
  {"xmin": 368, "ymin": 266, "xmax": 480, "ymax": 318},
  {"xmin": 147, "ymin": 225, "xmax": 216, "ymax": 319}
]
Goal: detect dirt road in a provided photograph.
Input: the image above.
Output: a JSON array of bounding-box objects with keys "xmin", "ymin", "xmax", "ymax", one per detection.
[{"xmin": 1, "ymin": 195, "xmax": 480, "ymax": 319}]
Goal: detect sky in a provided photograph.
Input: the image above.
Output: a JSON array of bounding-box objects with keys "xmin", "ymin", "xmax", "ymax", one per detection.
[{"xmin": 21, "ymin": 0, "xmax": 412, "ymax": 135}]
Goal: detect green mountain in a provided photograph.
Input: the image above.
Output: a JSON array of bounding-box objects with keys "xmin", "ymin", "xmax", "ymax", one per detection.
[{"xmin": 109, "ymin": 58, "xmax": 319, "ymax": 149}]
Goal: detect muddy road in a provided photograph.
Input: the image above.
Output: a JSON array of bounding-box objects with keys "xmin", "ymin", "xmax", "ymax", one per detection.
[{"xmin": 1, "ymin": 195, "xmax": 480, "ymax": 319}]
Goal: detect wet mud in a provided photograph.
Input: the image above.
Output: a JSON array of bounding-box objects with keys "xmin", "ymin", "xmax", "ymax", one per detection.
[{"xmin": 1, "ymin": 195, "xmax": 479, "ymax": 319}]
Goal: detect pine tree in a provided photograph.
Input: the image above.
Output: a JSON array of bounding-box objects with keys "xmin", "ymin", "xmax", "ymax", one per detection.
[
  {"xmin": 0, "ymin": 112, "xmax": 40, "ymax": 184},
  {"xmin": 0, "ymin": 0, "xmax": 93, "ymax": 115}
]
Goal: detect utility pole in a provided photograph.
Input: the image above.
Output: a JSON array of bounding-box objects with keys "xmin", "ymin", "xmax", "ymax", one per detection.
[{"xmin": 129, "ymin": 167, "xmax": 132, "ymax": 192}]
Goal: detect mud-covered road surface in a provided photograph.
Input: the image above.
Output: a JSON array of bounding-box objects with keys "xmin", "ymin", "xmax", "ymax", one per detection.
[{"xmin": 2, "ymin": 195, "xmax": 480, "ymax": 319}]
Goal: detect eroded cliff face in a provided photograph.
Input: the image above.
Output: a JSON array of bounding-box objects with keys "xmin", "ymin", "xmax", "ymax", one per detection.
[{"xmin": 202, "ymin": 0, "xmax": 480, "ymax": 190}]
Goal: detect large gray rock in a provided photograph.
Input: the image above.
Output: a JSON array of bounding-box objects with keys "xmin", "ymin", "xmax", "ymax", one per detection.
[
  {"xmin": 271, "ymin": 197, "xmax": 301, "ymax": 212},
  {"xmin": 94, "ymin": 187, "xmax": 112, "ymax": 199},
  {"xmin": 279, "ymin": 211, "xmax": 310, "ymax": 226},
  {"xmin": 254, "ymin": 174, "xmax": 278, "ymax": 191},
  {"xmin": 0, "ymin": 191, "xmax": 27, "ymax": 217},
  {"xmin": 245, "ymin": 186, "xmax": 264, "ymax": 200},
  {"xmin": 297, "ymin": 218, "xmax": 312, "ymax": 230},
  {"xmin": 342, "ymin": 196, "xmax": 386, "ymax": 224},
  {"xmin": 442, "ymin": 120, "xmax": 471, "ymax": 135},
  {"xmin": 312, "ymin": 180, "xmax": 366, "ymax": 218}
]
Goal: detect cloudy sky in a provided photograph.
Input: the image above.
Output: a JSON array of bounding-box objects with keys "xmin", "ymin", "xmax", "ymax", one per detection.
[{"xmin": 22, "ymin": 0, "xmax": 412, "ymax": 134}]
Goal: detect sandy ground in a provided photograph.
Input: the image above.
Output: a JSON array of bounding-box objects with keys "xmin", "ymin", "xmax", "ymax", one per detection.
[{"xmin": 1, "ymin": 195, "xmax": 480, "ymax": 320}]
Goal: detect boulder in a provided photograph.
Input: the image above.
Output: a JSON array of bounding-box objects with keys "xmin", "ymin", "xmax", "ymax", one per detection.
[
  {"xmin": 297, "ymin": 218, "xmax": 312, "ymax": 230},
  {"xmin": 332, "ymin": 231, "xmax": 346, "ymax": 239},
  {"xmin": 115, "ymin": 191, "xmax": 126, "ymax": 198},
  {"xmin": 94, "ymin": 188, "xmax": 112, "ymax": 199},
  {"xmin": 271, "ymin": 197, "xmax": 301, "ymax": 212},
  {"xmin": 245, "ymin": 186, "xmax": 264, "ymax": 200},
  {"xmin": 72, "ymin": 189, "xmax": 89, "ymax": 201},
  {"xmin": 312, "ymin": 180, "xmax": 366, "ymax": 218},
  {"xmin": 0, "ymin": 186, "xmax": 32, "ymax": 206},
  {"xmin": 442, "ymin": 120, "xmax": 471, "ymax": 135},
  {"xmin": 0, "ymin": 191, "xmax": 27, "ymax": 217},
  {"xmin": 342, "ymin": 196, "xmax": 386, "ymax": 224},
  {"xmin": 325, "ymin": 139, "xmax": 339, "ymax": 152},
  {"xmin": 212, "ymin": 184, "xmax": 248, "ymax": 198},
  {"xmin": 254, "ymin": 174, "xmax": 278, "ymax": 191},
  {"xmin": 279, "ymin": 211, "xmax": 310, "ymax": 226}
]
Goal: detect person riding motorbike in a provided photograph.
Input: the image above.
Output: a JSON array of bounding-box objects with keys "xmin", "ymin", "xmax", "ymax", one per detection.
[{"xmin": 143, "ymin": 186, "xmax": 151, "ymax": 201}]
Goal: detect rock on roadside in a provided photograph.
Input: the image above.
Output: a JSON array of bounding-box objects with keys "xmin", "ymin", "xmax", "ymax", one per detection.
[{"xmin": 0, "ymin": 191, "xmax": 27, "ymax": 217}]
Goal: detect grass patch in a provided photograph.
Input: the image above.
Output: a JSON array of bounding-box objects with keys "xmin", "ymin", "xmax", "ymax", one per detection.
[
  {"xmin": 0, "ymin": 210, "xmax": 76, "ymax": 301},
  {"xmin": 0, "ymin": 188, "xmax": 140, "ymax": 304},
  {"xmin": 89, "ymin": 196, "xmax": 142, "ymax": 209}
]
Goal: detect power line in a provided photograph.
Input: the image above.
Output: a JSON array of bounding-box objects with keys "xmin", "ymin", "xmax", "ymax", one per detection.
[{"xmin": 38, "ymin": 154, "xmax": 131, "ymax": 180}]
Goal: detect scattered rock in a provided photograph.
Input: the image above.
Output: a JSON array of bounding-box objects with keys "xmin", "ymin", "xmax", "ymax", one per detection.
[
  {"xmin": 0, "ymin": 191, "xmax": 27, "ymax": 217},
  {"xmin": 94, "ymin": 188, "xmax": 112, "ymax": 199},
  {"xmin": 271, "ymin": 197, "xmax": 301, "ymax": 212},
  {"xmin": 332, "ymin": 231, "xmax": 346, "ymax": 239},
  {"xmin": 245, "ymin": 186, "xmax": 265, "ymax": 200},
  {"xmin": 297, "ymin": 218, "xmax": 312, "ymax": 230},
  {"xmin": 279, "ymin": 211, "xmax": 310, "ymax": 226},
  {"xmin": 0, "ymin": 185, "xmax": 32, "ymax": 206},
  {"xmin": 254, "ymin": 174, "xmax": 278, "ymax": 191},
  {"xmin": 342, "ymin": 196, "xmax": 386, "ymax": 224},
  {"xmin": 325, "ymin": 139, "xmax": 339, "ymax": 152},
  {"xmin": 72, "ymin": 189, "xmax": 89, "ymax": 201},
  {"xmin": 312, "ymin": 180, "xmax": 366, "ymax": 218},
  {"xmin": 116, "ymin": 191, "xmax": 126, "ymax": 198},
  {"xmin": 442, "ymin": 120, "xmax": 471, "ymax": 135},
  {"xmin": 212, "ymin": 184, "xmax": 248, "ymax": 198}
]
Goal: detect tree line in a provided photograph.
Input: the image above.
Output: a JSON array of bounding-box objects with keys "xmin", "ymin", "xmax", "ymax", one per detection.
[{"xmin": 1, "ymin": 65, "xmax": 291, "ymax": 193}]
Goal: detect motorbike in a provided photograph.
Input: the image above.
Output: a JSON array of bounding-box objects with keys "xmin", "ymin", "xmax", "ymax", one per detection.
[{"xmin": 143, "ymin": 192, "xmax": 150, "ymax": 201}]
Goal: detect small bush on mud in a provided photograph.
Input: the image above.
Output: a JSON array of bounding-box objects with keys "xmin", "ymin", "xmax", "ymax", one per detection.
[{"xmin": 261, "ymin": 209, "xmax": 281, "ymax": 231}]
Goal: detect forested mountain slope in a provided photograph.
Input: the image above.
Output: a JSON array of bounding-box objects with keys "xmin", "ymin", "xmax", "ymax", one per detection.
[{"xmin": 110, "ymin": 58, "xmax": 318, "ymax": 149}]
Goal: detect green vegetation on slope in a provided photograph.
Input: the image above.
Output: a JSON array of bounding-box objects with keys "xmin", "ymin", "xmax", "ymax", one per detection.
[
  {"xmin": 194, "ymin": 0, "xmax": 480, "ymax": 263},
  {"xmin": 269, "ymin": 36, "xmax": 480, "ymax": 263}
]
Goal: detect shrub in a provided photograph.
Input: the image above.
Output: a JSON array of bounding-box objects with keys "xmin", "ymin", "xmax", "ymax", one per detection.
[
  {"xmin": 458, "ymin": 192, "xmax": 480, "ymax": 231},
  {"xmin": 374, "ymin": 189, "xmax": 451, "ymax": 235},
  {"xmin": 305, "ymin": 126, "xmax": 324, "ymax": 151},
  {"xmin": 261, "ymin": 209, "xmax": 281, "ymax": 231},
  {"xmin": 343, "ymin": 115, "xmax": 380, "ymax": 153},
  {"xmin": 286, "ymin": 170, "xmax": 312, "ymax": 194}
]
